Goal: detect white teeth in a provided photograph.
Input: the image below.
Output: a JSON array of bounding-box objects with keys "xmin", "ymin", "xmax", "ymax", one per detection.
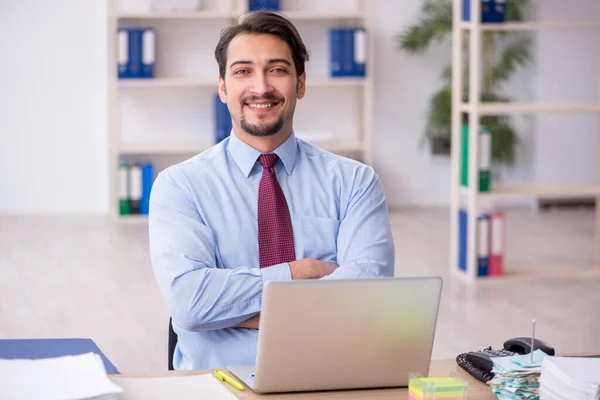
[{"xmin": 248, "ymin": 103, "xmax": 273, "ymax": 109}]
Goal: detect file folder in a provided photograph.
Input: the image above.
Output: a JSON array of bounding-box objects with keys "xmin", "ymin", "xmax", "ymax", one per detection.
[
  {"xmin": 489, "ymin": 211, "xmax": 505, "ymax": 276},
  {"xmin": 129, "ymin": 164, "xmax": 142, "ymax": 214},
  {"xmin": 142, "ymin": 28, "xmax": 156, "ymax": 78},
  {"xmin": 477, "ymin": 211, "xmax": 490, "ymax": 276},
  {"xmin": 0, "ymin": 338, "xmax": 118, "ymax": 374},
  {"xmin": 117, "ymin": 28, "xmax": 129, "ymax": 78},
  {"xmin": 119, "ymin": 163, "xmax": 131, "ymax": 216}
]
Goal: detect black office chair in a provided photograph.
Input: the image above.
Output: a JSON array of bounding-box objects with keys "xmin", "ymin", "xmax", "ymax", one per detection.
[{"xmin": 168, "ymin": 317, "xmax": 178, "ymax": 371}]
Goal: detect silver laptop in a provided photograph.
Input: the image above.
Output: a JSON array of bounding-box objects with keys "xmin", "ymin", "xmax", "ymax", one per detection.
[{"xmin": 227, "ymin": 277, "xmax": 443, "ymax": 393}]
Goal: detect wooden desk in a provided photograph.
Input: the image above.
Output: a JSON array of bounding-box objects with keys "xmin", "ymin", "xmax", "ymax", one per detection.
[{"xmin": 116, "ymin": 359, "xmax": 496, "ymax": 399}]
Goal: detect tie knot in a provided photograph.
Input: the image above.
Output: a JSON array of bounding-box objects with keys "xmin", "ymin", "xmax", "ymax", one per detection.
[{"xmin": 259, "ymin": 153, "xmax": 280, "ymax": 169}]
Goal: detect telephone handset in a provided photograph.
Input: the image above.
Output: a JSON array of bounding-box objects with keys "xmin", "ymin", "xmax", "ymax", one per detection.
[{"xmin": 456, "ymin": 337, "xmax": 555, "ymax": 383}]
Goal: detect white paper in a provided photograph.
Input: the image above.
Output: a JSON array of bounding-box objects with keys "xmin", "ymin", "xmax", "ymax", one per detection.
[
  {"xmin": 110, "ymin": 374, "xmax": 239, "ymax": 400},
  {"xmin": 0, "ymin": 352, "xmax": 123, "ymax": 400}
]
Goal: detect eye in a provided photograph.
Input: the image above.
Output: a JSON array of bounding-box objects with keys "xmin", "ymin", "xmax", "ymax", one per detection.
[
  {"xmin": 234, "ymin": 69, "xmax": 250, "ymax": 75},
  {"xmin": 271, "ymin": 67, "xmax": 288, "ymax": 73}
]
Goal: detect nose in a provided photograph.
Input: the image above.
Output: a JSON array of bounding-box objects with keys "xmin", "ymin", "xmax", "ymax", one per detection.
[{"xmin": 249, "ymin": 72, "xmax": 272, "ymax": 96}]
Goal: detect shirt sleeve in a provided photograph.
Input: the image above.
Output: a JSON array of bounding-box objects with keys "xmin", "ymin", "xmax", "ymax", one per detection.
[
  {"xmin": 322, "ymin": 167, "xmax": 395, "ymax": 280},
  {"xmin": 149, "ymin": 169, "xmax": 291, "ymax": 332}
]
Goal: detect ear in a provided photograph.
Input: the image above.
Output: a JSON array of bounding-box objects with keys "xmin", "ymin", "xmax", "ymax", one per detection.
[
  {"xmin": 296, "ymin": 72, "xmax": 306, "ymax": 100},
  {"xmin": 218, "ymin": 76, "xmax": 227, "ymax": 102}
]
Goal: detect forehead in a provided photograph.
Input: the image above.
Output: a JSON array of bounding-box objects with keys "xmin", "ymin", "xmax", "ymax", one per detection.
[{"xmin": 226, "ymin": 33, "xmax": 293, "ymax": 66}]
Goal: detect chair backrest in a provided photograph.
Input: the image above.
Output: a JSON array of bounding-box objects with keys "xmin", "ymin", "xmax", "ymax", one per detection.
[{"xmin": 168, "ymin": 317, "xmax": 177, "ymax": 370}]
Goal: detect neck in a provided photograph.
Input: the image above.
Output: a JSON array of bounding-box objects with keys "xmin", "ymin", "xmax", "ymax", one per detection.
[{"xmin": 233, "ymin": 126, "xmax": 293, "ymax": 153}]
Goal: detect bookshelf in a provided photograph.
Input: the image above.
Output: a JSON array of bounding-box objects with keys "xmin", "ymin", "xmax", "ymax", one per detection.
[
  {"xmin": 107, "ymin": 0, "xmax": 374, "ymax": 222},
  {"xmin": 449, "ymin": 0, "xmax": 600, "ymax": 282}
]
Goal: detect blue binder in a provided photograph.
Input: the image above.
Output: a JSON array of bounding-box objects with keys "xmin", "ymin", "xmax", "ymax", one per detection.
[
  {"xmin": 214, "ymin": 95, "xmax": 232, "ymax": 143},
  {"xmin": 140, "ymin": 162, "xmax": 154, "ymax": 215},
  {"xmin": 0, "ymin": 338, "xmax": 118, "ymax": 374},
  {"xmin": 249, "ymin": 0, "xmax": 279, "ymax": 11},
  {"xmin": 458, "ymin": 209, "xmax": 467, "ymax": 271},
  {"xmin": 352, "ymin": 28, "xmax": 366, "ymax": 77},
  {"xmin": 341, "ymin": 28, "xmax": 354, "ymax": 76},
  {"xmin": 141, "ymin": 28, "xmax": 156, "ymax": 79},
  {"xmin": 463, "ymin": 0, "xmax": 506, "ymax": 23},
  {"xmin": 329, "ymin": 28, "xmax": 344, "ymax": 77},
  {"xmin": 127, "ymin": 28, "xmax": 143, "ymax": 78},
  {"xmin": 477, "ymin": 211, "xmax": 490, "ymax": 276},
  {"xmin": 117, "ymin": 28, "xmax": 129, "ymax": 78}
]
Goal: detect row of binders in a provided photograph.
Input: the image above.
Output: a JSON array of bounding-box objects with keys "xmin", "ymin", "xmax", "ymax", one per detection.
[
  {"xmin": 117, "ymin": 28, "xmax": 155, "ymax": 78},
  {"xmin": 458, "ymin": 209, "xmax": 505, "ymax": 277},
  {"xmin": 119, "ymin": 163, "xmax": 154, "ymax": 216},
  {"xmin": 116, "ymin": 26, "xmax": 367, "ymax": 79}
]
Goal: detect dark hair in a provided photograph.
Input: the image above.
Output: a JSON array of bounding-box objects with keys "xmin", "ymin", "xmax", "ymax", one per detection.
[{"xmin": 214, "ymin": 11, "xmax": 309, "ymax": 79}]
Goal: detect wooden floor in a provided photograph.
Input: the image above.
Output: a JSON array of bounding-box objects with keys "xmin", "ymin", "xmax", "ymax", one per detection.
[{"xmin": 0, "ymin": 208, "xmax": 598, "ymax": 372}]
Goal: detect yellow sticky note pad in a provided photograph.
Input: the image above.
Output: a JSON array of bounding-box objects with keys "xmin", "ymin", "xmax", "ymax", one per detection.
[{"xmin": 408, "ymin": 375, "xmax": 468, "ymax": 400}]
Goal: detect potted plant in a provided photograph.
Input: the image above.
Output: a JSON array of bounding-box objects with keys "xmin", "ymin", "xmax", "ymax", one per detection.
[{"xmin": 397, "ymin": 0, "xmax": 533, "ymax": 166}]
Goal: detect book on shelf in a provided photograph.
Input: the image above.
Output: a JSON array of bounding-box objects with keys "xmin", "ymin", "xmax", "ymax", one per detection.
[
  {"xmin": 460, "ymin": 123, "xmax": 491, "ymax": 193},
  {"xmin": 117, "ymin": 28, "xmax": 156, "ymax": 79},
  {"xmin": 329, "ymin": 27, "xmax": 367, "ymax": 78},
  {"xmin": 458, "ymin": 208, "xmax": 505, "ymax": 277},
  {"xmin": 214, "ymin": 94, "xmax": 232, "ymax": 143}
]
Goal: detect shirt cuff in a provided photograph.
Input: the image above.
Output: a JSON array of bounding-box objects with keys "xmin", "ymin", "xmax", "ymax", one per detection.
[{"xmin": 261, "ymin": 262, "xmax": 292, "ymax": 284}]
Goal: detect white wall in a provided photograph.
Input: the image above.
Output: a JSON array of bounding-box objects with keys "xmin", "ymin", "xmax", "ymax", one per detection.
[
  {"xmin": 533, "ymin": 0, "xmax": 598, "ymax": 185},
  {"xmin": 0, "ymin": 0, "xmax": 596, "ymax": 213},
  {"xmin": 0, "ymin": 0, "xmax": 108, "ymax": 214}
]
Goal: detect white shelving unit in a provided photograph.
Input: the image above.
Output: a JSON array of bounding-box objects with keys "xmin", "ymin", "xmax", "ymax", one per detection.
[
  {"xmin": 450, "ymin": 0, "xmax": 600, "ymax": 282},
  {"xmin": 107, "ymin": 0, "xmax": 374, "ymax": 222}
]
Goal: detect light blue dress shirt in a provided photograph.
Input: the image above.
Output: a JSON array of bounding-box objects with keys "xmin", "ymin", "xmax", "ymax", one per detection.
[{"xmin": 149, "ymin": 132, "xmax": 395, "ymax": 370}]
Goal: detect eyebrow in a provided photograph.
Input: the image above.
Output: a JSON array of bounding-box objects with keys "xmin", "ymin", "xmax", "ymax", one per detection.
[{"xmin": 229, "ymin": 58, "xmax": 292, "ymax": 69}]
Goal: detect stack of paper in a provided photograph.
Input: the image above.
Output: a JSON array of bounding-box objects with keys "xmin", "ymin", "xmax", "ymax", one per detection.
[
  {"xmin": 0, "ymin": 352, "xmax": 123, "ymax": 400},
  {"xmin": 488, "ymin": 350, "xmax": 548, "ymax": 400},
  {"xmin": 540, "ymin": 356, "xmax": 600, "ymax": 399}
]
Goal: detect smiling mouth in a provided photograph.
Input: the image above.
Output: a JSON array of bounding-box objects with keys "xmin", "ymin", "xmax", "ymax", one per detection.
[{"xmin": 247, "ymin": 103, "xmax": 276, "ymax": 109}]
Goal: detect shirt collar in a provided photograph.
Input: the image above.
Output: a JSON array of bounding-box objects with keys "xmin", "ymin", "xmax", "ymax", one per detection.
[{"xmin": 228, "ymin": 131, "xmax": 298, "ymax": 178}]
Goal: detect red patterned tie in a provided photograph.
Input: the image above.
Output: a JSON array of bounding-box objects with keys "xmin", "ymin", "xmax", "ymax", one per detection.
[{"xmin": 257, "ymin": 154, "xmax": 296, "ymax": 268}]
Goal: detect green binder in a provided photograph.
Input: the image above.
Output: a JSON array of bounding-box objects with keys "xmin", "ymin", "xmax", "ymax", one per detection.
[
  {"xmin": 119, "ymin": 163, "xmax": 131, "ymax": 215},
  {"xmin": 460, "ymin": 123, "xmax": 491, "ymax": 192}
]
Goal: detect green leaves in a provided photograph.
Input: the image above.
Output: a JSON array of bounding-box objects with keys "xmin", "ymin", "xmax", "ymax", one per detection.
[
  {"xmin": 396, "ymin": 0, "xmax": 532, "ymax": 166},
  {"xmin": 396, "ymin": 0, "xmax": 452, "ymax": 54},
  {"xmin": 491, "ymin": 37, "xmax": 533, "ymax": 88}
]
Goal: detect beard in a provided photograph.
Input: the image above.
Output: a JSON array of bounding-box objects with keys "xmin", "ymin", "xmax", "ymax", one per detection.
[
  {"xmin": 240, "ymin": 114, "xmax": 285, "ymax": 137},
  {"xmin": 239, "ymin": 93, "xmax": 286, "ymax": 137}
]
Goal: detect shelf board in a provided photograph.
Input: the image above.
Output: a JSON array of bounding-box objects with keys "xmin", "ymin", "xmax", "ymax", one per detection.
[
  {"xmin": 119, "ymin": 139, "xmax": 364, "ymax": 155},
  {"xmin": 117, "ymin": 11, "xmax": 234, "ymax": 20},
  {"xmin": 117, "ymin": 10, "xmax": 366, "ymax": 21},
  {"xmin": 460, "ymin": 184, "xmax": 600, "ymax": 199},
  {"xmin": 115, "ymin": 77, "xmax": 366, "ymax": 89},
  {"xmin": 282, "ymin": 11, "xmax": 365, "ymax": 20},
  {"xmin": 116, "ymin": 78, "xmax": 216, "ymax": 88},
  {"xmin": 119, "ymin": 142, "xmax": 214, "ymax": 155},
  {"xmin": 460, "ymin": 102, "xmax": 600, "ymax": 115},
  {"xmin": 114, "ymin": 215, "xmax": 148, "ymax": 224},
  {"xmin": 310, "ymin": 140, "xmax": 364, "ymax": 153},
  {"xmin": 460, "ymin": 21, "xmax": 600, "ymax": 31}
]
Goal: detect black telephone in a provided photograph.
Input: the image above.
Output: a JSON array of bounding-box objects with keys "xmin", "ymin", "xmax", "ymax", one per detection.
[{"xmin": 456, "ymin": 337, "xmax": 555, "ymax": 383}]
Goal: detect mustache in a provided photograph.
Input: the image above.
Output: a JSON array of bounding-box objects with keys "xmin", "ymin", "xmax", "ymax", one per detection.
[{"xmin": 241, "ymin": 93, "xmax": 284, "ymax": 104}]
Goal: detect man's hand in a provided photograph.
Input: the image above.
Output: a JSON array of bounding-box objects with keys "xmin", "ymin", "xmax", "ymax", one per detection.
[{"xmin": 289, "ymin": 258, "xmax": 338, "ymax": 280}]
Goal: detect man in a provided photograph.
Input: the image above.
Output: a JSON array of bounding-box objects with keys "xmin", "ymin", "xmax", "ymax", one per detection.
[{"xmin": 149, "ymin": 11, "xmax": 394, "ymax": 370}]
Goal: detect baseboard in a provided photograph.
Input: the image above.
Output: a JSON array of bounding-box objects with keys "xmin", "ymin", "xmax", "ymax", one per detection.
[{"xmin": 537, "ymin": 197, "xmax": 596, "ymax": 211}]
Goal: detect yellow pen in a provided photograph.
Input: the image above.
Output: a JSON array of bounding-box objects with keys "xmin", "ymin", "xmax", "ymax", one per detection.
[{"xmin": 214, "ymin": 369, "xmax": 245, "ymax": 391}]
